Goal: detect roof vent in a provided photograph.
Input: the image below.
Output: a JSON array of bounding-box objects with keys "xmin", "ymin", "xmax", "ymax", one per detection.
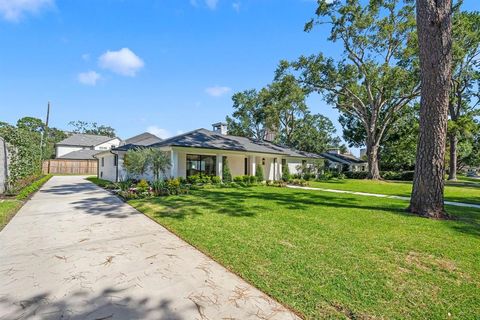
[{"xmin": 212, "ymin": 122, "xmax": 228, "ymax": 135}]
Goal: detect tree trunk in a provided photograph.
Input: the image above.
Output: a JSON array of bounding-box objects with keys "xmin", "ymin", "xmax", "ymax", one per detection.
[
  {"xmin": 409, "ymin": 0, "xmax": 452, "ymax": 218},
  {"xmin": 366, "ymin": 143, "xmax": 381, "ymax": 180},
  {"xmin": 448, "ymin": 132, "xmax": 457, "ymax": 180}
]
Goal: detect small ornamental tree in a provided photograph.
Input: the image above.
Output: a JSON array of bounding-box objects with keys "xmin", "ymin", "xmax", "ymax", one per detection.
[
  {"xmin": 255, "ymin": 163, "xmax": 264, "ymax": 182},
  {"xmin": 222, "ymin": 156, "xmax": 232, "ymax": 182},
  {"xmin": 123, "ymin": 148, "xmax": 150, "ymax": 179},
  {"xmin": 147, "ymin": 148, "xmax": 171, "ymax": 181},
  {"xmin": 282, "ymin": 163, "xmax": 291, "ymax": 182}
]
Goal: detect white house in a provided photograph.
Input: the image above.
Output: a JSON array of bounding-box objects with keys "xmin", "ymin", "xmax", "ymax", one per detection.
[
  {"xmin": 320, "ymin": 149, "xmax": 367, "ymax": 172},
  {"xmin": 55, "ymin": 134, "xmax": 121, "ymax": 159},
  {"xmin": 96, "ymin": 123, "xmax": 324, "ymax": 182}
]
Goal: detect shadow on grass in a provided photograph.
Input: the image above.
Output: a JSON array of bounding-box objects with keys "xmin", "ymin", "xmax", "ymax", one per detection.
[
  {"xmin": 0, "ymin": 288, "xmax": 190, "ymax": 319},
  {"xmin": 135, "ymin": 186, "xmax": 480, "ymax": 238}
]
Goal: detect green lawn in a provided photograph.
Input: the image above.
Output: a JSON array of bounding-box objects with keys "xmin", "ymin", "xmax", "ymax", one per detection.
[
  {"xmin": 130, "ymin": 186, "xmax": 480, "ymax": 319},
  {"xmin": 309, "ymin": 179, "xmax": 480, "ymax": 205},
  {"xmin": 0, "ymin": 200, "xmax": 22, "ymax": 230}
]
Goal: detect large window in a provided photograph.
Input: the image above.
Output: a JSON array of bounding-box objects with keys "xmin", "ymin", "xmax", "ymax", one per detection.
[{"xmin": 186, "ymin": 154, "xmax": 216, "ymax": 176}]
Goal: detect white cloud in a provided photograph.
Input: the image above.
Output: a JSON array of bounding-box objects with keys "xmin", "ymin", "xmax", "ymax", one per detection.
[
  {"xmin": 98, "ymin": 48, "xmax": 144, "ymax": 77},
  {"xmin": 77, "ymin": 71, "xmax": 101, "ymax": 86},
  {"xmin": 0, "ymin": 0, "xmax": 53, "ymax": 22},
  {"xmin": 147, "ymin": 126, "xmax": 172, "ymax": 139},
  {"xmin": 232, "ymin": 2, "xmax": 240, "ymax": 12},
  {"xmin": 205, "ymin": 0, "xmax": 218, "ymax": 10},
  {"xmin": 205, "ymin": 85, "xmax": 231, "ymax": 97}
]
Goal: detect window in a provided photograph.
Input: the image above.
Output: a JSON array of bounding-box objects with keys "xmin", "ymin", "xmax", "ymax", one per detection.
[
  {"xmin": 186, "ymin": 154, "xmax": 216, "ymax": 176},
  {"xmin": 101, "ymin": 157, "xmax": 104, "ymax": 167},
  {"xmin": 114, "ymin": 155, "xmax": 118, "ymax": 166},
  {"xmin": 282, "ymin": 159, "xmax": 286, "ymax": 166}
]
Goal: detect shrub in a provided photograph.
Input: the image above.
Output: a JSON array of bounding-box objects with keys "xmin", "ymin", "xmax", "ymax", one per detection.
[
  {"xmin": 117, "ymin": 179, "xmax": 133, "ymax": 191},
  {"xmin": 266, "ymin": 180, "xmax": 287, "ymax": 188},
  {"xmin": 151, "ymin": 180, "xmax": 167, "ymax": 196},
  {"xmin": 233, "ymin": 176, "xmax": 243, "ymax": 183},
  {"xmin": 222, "ymin": 157, "xmax": 232, "ymax": 183},
  {"xmin": 211, "ymin": 176, "xmax": 222, "ymax": 184},
  {"xmin": 282, "ymin": 165, "xmax": 291, "ymax": 182},
  {"xmin": 16, "ymin": 175, "xmax": 52, "ymax": 200},
  {"xmin": 136, "ymin": 179, "xmax": 150, "ymax": 193},
  {"xmin": 303, "ymin": 173, "xmax": 315, "ymax": 181},
  {"xmin": 381, "ymin": 171, "xmax": 415, "ymax": 181},
  {"xmin": 344, "ymin": 171, "xmax": 369, "ymax": 179},
  {"xmin": 255, "ymin": 163, "xmax": 264, "ymax": 182},
  {"xmin": 290, "ymin": 179, "xmax": 309, "ymax": 187}
]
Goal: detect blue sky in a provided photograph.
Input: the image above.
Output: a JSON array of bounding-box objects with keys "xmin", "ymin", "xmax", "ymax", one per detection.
[{"xmin": 1, "ymin": 0, "xmax": 478, "ymax": 155}]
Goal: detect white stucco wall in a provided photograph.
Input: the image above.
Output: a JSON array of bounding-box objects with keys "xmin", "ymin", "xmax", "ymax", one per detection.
[
  {"xmin": 94, "ymin": 138, "xmax": 121, "ymax": 151},
  {"xmin": 98, "ymin": 153, "xmax": 117, "ymax": 181},
  {"xmin": 56, "ymin": 146, "xmax": 85, "ymax": 158},
  {"xmin": 227, "ymin": 155, "xmax": 246, "ymax": 177}
]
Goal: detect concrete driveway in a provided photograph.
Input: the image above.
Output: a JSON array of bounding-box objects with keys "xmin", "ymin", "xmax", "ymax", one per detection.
[{"xmin": 0, "ymin": 176, "xmax": 298, "ymax": 320}]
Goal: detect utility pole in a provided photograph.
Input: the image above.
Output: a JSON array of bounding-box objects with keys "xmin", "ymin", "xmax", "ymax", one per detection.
[{"xmin": 39, "ymin": 101, "xmax": 51, "ymax": 165}]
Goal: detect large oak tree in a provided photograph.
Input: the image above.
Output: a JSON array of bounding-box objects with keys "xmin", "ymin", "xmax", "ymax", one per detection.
[{"xmin": 277, "ymin": 0, "xmax": 420, "ymax": 179}]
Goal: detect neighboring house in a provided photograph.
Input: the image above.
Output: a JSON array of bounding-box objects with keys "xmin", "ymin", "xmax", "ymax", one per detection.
[
  {"xmin": 97, "ymin": 123, "xmax": 323, "ymax": 182},
  {"xmin": 96, "ymin": 132, "xmax": 162, "ymax": 181},
  {"xmin": 320, "ymin": 149, "xmax": 367, "ymax": 172},
  {"xmin": 55, "ymin": 134, "xmax": 121, "ymax": 159}
]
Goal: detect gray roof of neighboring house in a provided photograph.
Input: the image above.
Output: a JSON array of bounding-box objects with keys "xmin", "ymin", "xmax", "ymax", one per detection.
[
  {"xmin": 57, "ymin": 149, "xmax": 100, "ymax": 160},
  {"xmin": 148, "ymin": 128, "xmax": 323, "ymax": 159},
  {"xmin": 320, "ymin": 152, "xmax": 366, "ymax": 165},
  {"xmin": 114, "ymin": 132, "xmax": 163, "ymax": 152},
  {"xmin": 124, "ymin": 132, "xmax": 162, "ymax": 146},
  {"xmin": 56, "ymin": 134, "xmax": 116, "ymax": 147}
]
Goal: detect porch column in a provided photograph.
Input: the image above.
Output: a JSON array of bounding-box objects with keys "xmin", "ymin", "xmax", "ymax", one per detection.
[
  {"xmin": 170, "ymin": 150, "xmax": 178, "ymax": 178},
  {"xmin": 216, "ymin": 155, "xmax": 223, "ymax": 180},
  {"xmin": 249, "ymin": 155, "xmax": 256, "ymax": 176}
]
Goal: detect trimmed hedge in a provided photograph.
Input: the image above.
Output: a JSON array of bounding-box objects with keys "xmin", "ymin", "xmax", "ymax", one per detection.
[
  {"xmin": 381, "ymin": 171, "xmax": 415, "ymax": 181},
  {"xmin": 16, "ymin": 174, "xmax": 53, "ymax": 200},
  {"xmin": 344, "ymin": 171, "xmax": 369, "ymax": 179}
]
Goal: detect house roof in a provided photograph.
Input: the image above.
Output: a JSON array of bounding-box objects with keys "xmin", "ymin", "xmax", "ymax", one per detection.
[
  {"xmin": 56, "ymin": 134, "xmax": 116, "ymax": 147},
  {"xmin": 320, "ymin": 152, "xmax": 366, "ymax": 165},
  {"xmin": 148, "ymin": 128, "xmax": 323, "ymax": 159},
  {"xmin": 114, "ymin": 132, "xmax": 163, "ymax": 152},
  {"xmin": 123, "ymin": 132, "xmax": 162, "ymax": 146},
  {"xmin": 57, "ymin": 149, "xmax": 100, "ymax": 160}
]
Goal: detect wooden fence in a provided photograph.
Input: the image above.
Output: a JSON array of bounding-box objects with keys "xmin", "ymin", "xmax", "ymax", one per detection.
[{"xmin": 42, "ymin": 159, "xmax": 98, "ymax": 175}]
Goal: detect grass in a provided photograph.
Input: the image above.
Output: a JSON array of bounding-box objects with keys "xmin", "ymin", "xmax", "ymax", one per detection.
[
  {"xmin": 86, "ymin": 176, "xmax": 112, "ymax": 188},
  {"xmin": 130, "ymin": 186, "xmax": 480, "ymax": 319},
  {"xmin": 0, "ymin": 200, "xmax": 22, "ymax": 230},
  {"xmin": 1, "ymin": 174, "xmax": 52, "ymax": 231},
  {"xmin": 309, "ymin": 178, "xmax": 480, "ymax": 205}
]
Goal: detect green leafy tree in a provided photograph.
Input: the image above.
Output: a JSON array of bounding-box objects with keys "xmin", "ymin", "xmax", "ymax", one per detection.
[
  {"xmin": 68, "ymin": 121, "xmax": 116, "ymax": 137},
  {"xmin": 277, "ymin": 0, "xmax": 419, "ymax": 179},
  {"xmin": 447, "ymin": 8, "xmax": 480, "ymax": 180},
  {"xmin": 226, "ymin": 89, "xmax": 269, "ymax": 140},
  {"xmin": 147, "ymin": 148, "xmax": 171, "ymax": 181},
  {"xmin": 290, "ymin": 113, "xmax": 341, "ymax": 154},
  {"xmin": 123, "ymin": 148, "xmax": 150, "ymax": 178}
]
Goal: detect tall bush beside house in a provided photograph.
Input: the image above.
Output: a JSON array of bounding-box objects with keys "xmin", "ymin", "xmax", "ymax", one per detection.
[
  {"xmin": 222, "ymin": 156, "xmax": 232, "ymax": 183},
  {"xmin": 147, "ymin": 148, "xmax": 171, "ymax": 181},
  {"xmin": 255, "ymin": 163, "xmax": 264, "ymax": 182},
  {"xmin": 123, "ymin": 148, "xmax": 150, "ymax": 178},
  {"xmin": 282, "ymin": 164, "xmax": 291, "ymax": 182}
]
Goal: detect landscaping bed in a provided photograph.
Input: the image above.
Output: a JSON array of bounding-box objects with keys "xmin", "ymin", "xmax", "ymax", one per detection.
[{"xmin": 129, "ymin": 186, "xmax": 480, "ymax": 319}]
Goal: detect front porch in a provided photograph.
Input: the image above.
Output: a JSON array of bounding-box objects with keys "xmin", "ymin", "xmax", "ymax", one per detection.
[{"xmin": 168, "ymin": 147, "xmax": 283, "ymax": 181}]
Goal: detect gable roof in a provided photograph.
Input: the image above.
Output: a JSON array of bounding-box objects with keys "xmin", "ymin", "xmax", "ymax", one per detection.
[
  {"xmin": 320, "ymin": 152, "xmax": 366, "ymax": 165},
  {"xmin": 114, "ymin": 132, "xmax": 163, "ymax": 152},
  {"xmin": 56, "ymin": 134, "xmax": 116, "ymax": 147},
  {"xmin": 124, "ymin": 132, "xmax": 162, "ymax": 146},
  {"xmin": 57, "ymin": 149, "xmax": 100, "ymax": 160},
  {"xmin": 148, "ymin": 128, "xmax": 323, "ymax": 159}
]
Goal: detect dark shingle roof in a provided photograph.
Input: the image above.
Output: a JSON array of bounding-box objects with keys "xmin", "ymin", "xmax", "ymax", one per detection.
[
  {"xmin": 124, "ymin": 132, "xmax": 162, "ymax": 146},
  {"xmin": 56, "ymin": 134, "xmax": 116, "ymax": 147},
  {"xmin": 148, "ymin": 128, "xmax": 322, "ymax": 159},
  {"xmin": 113, "ymin": 132, "xmax": 163, "ymax": 152},
  {"xmin": 320, "ymin": 152, "xmax": 366, "ymax": 165},
  {"xmin": 57, "ymin": 149, "xmax": 100, "ymax": 160}
]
